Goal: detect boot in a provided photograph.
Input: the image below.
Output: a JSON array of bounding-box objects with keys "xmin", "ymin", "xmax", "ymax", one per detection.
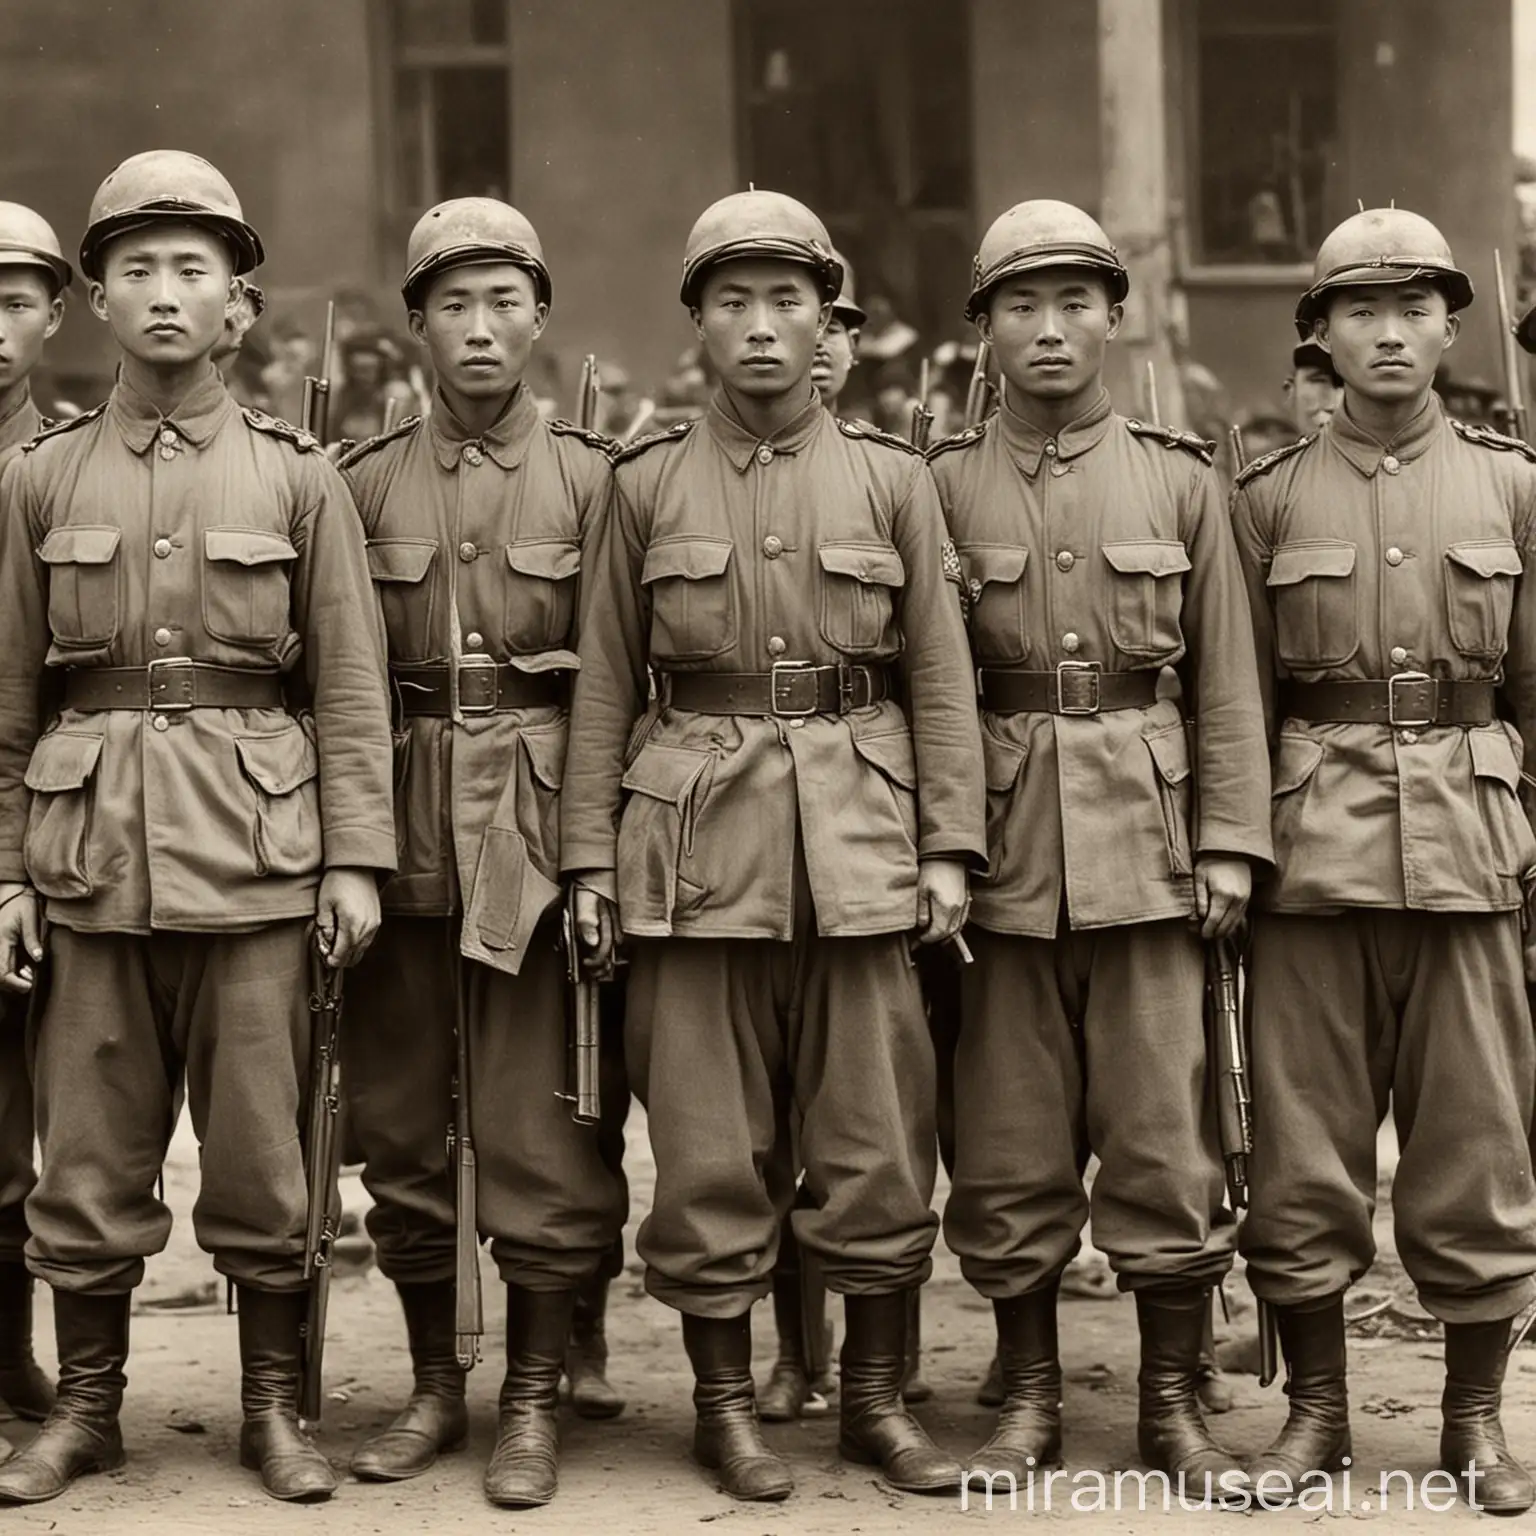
[
  {"xmin": 0, "ymin": 1430, "xmax": 12, "ymax": 1468},
  {"xmin": 1439, "ymin": 1316, "xmax": 1535, "ymax": 1515},
  {"xmin": 975, "ymin": 1353, "xmax": 1005, "ymax": 1408},
  {"xmin": 758, "ymin": 1269, "xmax": 812, "ymax": 1423},
  {"xmin": 1246, "ymin": 1294, "xmax": 1351, "ymax": 1503},
  {"xmin": 235, "ymin": 1287, "xmax": 338, "ymax": 1502},
  {"xmin": 969, "ymin": 1282, "xmax": 1062, "ymax": 1485},
  {"xmin": 840, "ymin": 1291, "xmax": 961, "ymax": 1494},
  {"xmin": 566, "ymin": 1274, "xmax": 625, "ymax": 1421},
  {"xmin": 484, "ymin": 1285, "xmax": 573, "ymax": 1507},
  {"xmin": 0, "ymin": 1290, "xmax": 128, "ymax": 1505},
  {"xmin": 1135, "ymin": 1287, "xmax": 1245, "ymax": 1505},
  {"xmin": 900, "ymin": 1287, "xmax": 933, "ymax": 1403},
  {"xmin": 0, "ymin": 1264, "xmax": 55, "ymax": 1421},
  {"xmin": 350, "ymin": 1279, "xmax": 467, "ymax": 1481},
  {"xmin": 1195, "ymin": 1299, "xmax": 1234, "ymax": 1414},
  {"xmin": 683, "ymin": 1311, "xmax": 792, "ymax": 1502}
]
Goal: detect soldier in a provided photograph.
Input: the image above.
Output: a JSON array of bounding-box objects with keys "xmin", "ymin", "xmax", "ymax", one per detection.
[
  {"xmin": 930, "ymin": 200, "xmax": 1272, "ymax": 1497},
  {"xmin": 810, "ymin": 256, "xmax": 865, "ymax": 410},
  {"xmin": 337, "ymin": 197, "xmax": 627, "ymax": 1508},
  {"xmin": 1282, "ymin": 340, "xmax": 1342, "ymax": 437},
  {"xmin": 1232, "ymin": 208, "xmax": 1536, "ymax": 1514},
  {"xmin": 0, "ymin": 151, "xmax": 395, "ymax": 1505},
  {"xmin": 0, "ymin": 202, "xmax": 71, "ymax": 1467},
  {"xmin": 561, "ymin": 190, "xmax": 984, "ymax": 1501}
]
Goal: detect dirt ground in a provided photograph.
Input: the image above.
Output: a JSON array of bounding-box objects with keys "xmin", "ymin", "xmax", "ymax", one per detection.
[{"xmin": 4, "ymin": 1117, "xmax": 1530, "ymax": 1535}]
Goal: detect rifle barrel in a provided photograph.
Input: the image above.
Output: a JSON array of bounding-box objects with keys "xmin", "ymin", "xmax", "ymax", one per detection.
[
  {"xmin": 1495, "ymin": 249, "xmax": 1529, "ymax": 443},
  {"xmin": 1145, "ymin": 359, "xmax": 1162, "ymax": 428}
]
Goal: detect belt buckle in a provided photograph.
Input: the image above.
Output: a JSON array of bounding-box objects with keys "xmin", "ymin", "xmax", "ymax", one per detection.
[
  {"xmin": 770, "ymin": 660, "xmax": 820, "ymax": 717},
  {"xmin": 456, "ymin": 654, "xmax": 499, "ymax": 715},
  {"xmin": 1387, "ymin": 670, "xmax": 1434, "ymax": 728},
  {"xmin": 146, "ymin": 655, "xmax": 197, "ymax": 711},
  {"xmin": 1054, "ymin": 661, "xmax": 1101, "ymax": 716}
]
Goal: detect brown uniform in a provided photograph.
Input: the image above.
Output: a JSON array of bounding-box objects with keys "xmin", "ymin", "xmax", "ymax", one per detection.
[
  {"xmin": 0, "ymin": 367, "xmax": 395, "ymax": 1294},
  {"xmin": 338, "ymin": 387, "xmax": 626, "ymax": 1290},
  {"xmin": 561, "ymin": 392, "xmax": 985, "ymax": 1315},
  {"xmin": 1231, "ymin": 398, "xmax": 1536, "ymax": 1324},
  {"xmin": 929, "ymin": 389, "xmax": 1272, "ymax": 1297}
]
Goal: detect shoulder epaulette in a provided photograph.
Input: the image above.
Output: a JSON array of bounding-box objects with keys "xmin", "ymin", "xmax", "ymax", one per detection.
[
  {"xmin": 547, "ymin": 417, "xmax": 618, "ymax": 456},
  {"xmin": 1233, "ymin": 433, "xmax": 1316, "ymax": 488},
  {"xmin": 611, "ymin": 418, "xmax": 696, "ymax": 464},
  {"xmin": 1451, "ymin": 419, "xmax": 1536, "ymax": 462},
  {"xmin": 22, "ymin": 401, "xmax": 107, "ymax": 451},
  {"xmin": 1125, "ymin": 418, "xmax": 1215, "ymax": 465},
  {"xmin": 336, "ymin": 414, "xmax": 422, "ymax": 471},
  {"xmin": 836, "ymin": 416, "xmax": 921, "ymax": 455},
  {"xmin": 925, "ymin": 420, "xmax": 989, "ymax": 462},
  {"xmin": 242, "ymin": 407, "xmax": 321, "ymax": 453}
]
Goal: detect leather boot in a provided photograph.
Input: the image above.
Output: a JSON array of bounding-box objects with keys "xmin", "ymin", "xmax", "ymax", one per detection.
[
  {"xmin": 351, "ymin": 1279, "xmax": 468, "ymax": 1481},
  {"xmin": 235, "ymin": 1287, "xmax": 338, "ymax": 1502},
  {"xmin": 840, "ymin": 1291, "xmax": 961, "ymax": 1494},
  {"xmin": 0, "ymin": 1263, "xmax": 55, "ymax": 1421},
  {"xmin": 975, "ymin": 1353, "xmax": 1005, "ymax": 1407},
  {"xmin": 969, "ymin": 1281, "xmax": 1062, "ymax": 1484},
  {"xmin": 0, "ymin": 1290, "xmax": 128, "ymax": 1505},
  {"xmin": 484, "ymin": 1285, "xmax": 573, "ymax": 1507},
  {"xmin": 1440, "ymin": 1316, "xmax": 1535, "ymax": 1514},
  {"xmin": 1196, "ymin": 1300, "xmax": 1234, "ymax": 1414},
  {"xmin": 566, "ymin": 1274, "xmax": 625, "ymax": 1421},
  {"xmin": 759, "ymin": 1269, "xmax": 811, "ymax": 1422},
  {"xmin": 1246, "ymin": 1294, "xmax": 1351, "ymax": 1503},
  {"xmin": 0, "ymin": 1430, "xmax": 12, "ymax": 1467},
  {"xmin": 900, "ymin": 1287, "xmax": 933, "ymax": 1403},
  {"xmin": 1135, "ymin": 1287, "xmax": 1245, "ymax": 1505},
  {"xmin": 683, "ymin": 1311, "xmax": 793, "ymax": 1501}
]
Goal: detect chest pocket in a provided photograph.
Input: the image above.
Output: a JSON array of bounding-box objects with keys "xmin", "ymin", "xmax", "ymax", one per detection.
[
  {"xmin": 1445, "ymin": 541, "xmax": 1522, "ymax": 662},
  {"xmin": 818, "ymin": 541, "xmax": 905, "ymax": 654},
  {"xmin": 367, "ymin": 539, "xmax": 437, "ymax": 661},
  {"xmin": 1266, "ymin": 541, "xmax": 1358, "ymax": 670},
  {"xmin": 1101, "ymin": 540, "xmax": 1191, "ymax": 658},
  {"xmin": 504, "ymin": 539, "xmax": 580, "ymax": 653},
  {"xmin": 38, "ymin": 526, "xmax": 121, "ymax": 647},
  {"xmin": 960, "ymin": 545, "xmax": 1029, "ymax": 663},
  {"xmin": 203, "ymin": 527, "xmax": 297, "ymax": 645},
  {"xmin": 642, "ymin": 536, "xmax": 735, "ymax": 662}
]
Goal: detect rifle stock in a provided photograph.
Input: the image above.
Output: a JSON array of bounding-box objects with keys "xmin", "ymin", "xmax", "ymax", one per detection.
[
  {"xmin": 450, "ymin": 937, "xmax": 483, "ymax": 1369},
  {"xmin": 963, "ymin": 340, "xmax": 992, "ymax": 427},
  {"xmin": 907, "ymin": 357, "xmax": 935, "ymax": 449}
]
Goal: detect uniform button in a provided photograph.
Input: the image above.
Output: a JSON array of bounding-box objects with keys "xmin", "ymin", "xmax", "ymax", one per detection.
[
  {"xmin": 465, "ymin": 632, "xmax": 484, "ymax": 650},
  {"xmin": 151, "ymin": 714, "xmax": 170, "ymax": 732},
  {"xmin": 1399, "ymin": 729, "xmax": 1419, "ymax": 745},
  {"xmin": 1385, "ymin": 546, "xmax": 1404, "ymax": 567},
  {"xmin": 789, "ymin": 718, "xmax": 804, "ymax": 729},
  {"xmin": 762, "ymin": 535, "xmax": 783, "ymax": 559},
  {"xmin": 153, "ymin": 626, "xmax": 172, "ymax": 647},
  {"xmin": 1044, "ymin": 441, "xmax": 1057, "ymax": 456},
  {"xmin": 1381, "ymin": 454, "xmax": 1401, "ymax": 475},
  {"xmin": 159, "ymin": 427, "xmax": 177, "ymax": 447},
  {"xmin": 462, "ymin": 444, "xmax": 483, "ymax": 466},
  {"xmin": 756, "ymin": 445, "xmax": 773, "ymax": 466},
  {"xmin": 1055, "ymin": 550, "xmax": 1075, "ymax": 572},
  {"xmin": 766, "ymin": 635, "xmax": 787, "ymax": 657},
  {"xmin": 158, "ymin": 445, "xmax": 177, "ymax": 461},
  {"xmin": 153, "ymin": 537, "xmax": 173, "ymax": 559},
  {"xmin": 1061, "ymin": 631, "xmax": 1080, "ymax": 654},
  {"xmin": 458, "ymin": 541, "xmax": 477, "ymax": 563},
  {"xmin": 1390, "ymin": 645, "xmax": 1408, "ymax": 666}
]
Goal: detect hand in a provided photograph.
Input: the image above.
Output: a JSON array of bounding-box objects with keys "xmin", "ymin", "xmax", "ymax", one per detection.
[
  {"xmin": 1194, "ymin": 856, "xmax": 1251, "ymax": 941},
  {"xmin": 574, "ymin": 887, "xmax": 623, "ymax": 974},
  {"xmin": 316, "ymin": 867, "xmax": 382, "ymax": 969},
  {"xmin": 914, "ymin": 858, "xmax": 970, "ymax": 946},
  {"xmin": 0, "ymin": 883, "xmax": 44, "ymax": 995}
]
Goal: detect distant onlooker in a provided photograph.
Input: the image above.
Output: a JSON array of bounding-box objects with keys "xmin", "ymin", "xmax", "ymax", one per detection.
[{"xmin": 1283, "ymin": 341, "xmax": 1342, "ymax": 435}]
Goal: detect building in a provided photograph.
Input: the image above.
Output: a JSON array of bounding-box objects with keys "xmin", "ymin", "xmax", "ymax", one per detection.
[{"xmin": 4, "ymin": 0, "xmax": 1514, "ymax": 422}]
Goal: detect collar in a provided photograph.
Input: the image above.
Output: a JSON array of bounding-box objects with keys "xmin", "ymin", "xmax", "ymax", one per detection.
[
  {"xmin": 0, "ymin": 387, "xmax": 38, "ymax": 452},
  {"xmin": 428, "ymin": 383, "xmax": 539, "ymax": 471},
  {"xmin": 704, "ymin": 387, "xmax": 825, "ymax": 473},
  {"xmin": 1326, "ymin": 393, "xmax": 1445, "ymax": 477},
  {"xmin": 109, "ymin": 365, "xmax": 234, "ymax": 455},
  {"xmin": 997, "ymin": 385, "xmax": 1115, "ymax": 476}
]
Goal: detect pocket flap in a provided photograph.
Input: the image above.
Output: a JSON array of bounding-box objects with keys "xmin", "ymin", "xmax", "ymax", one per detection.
[
  {"xmin": 818, "ymin": 542, "xmax": 906, "ymax": 587},
  {"xmin": 367, "ymin": 539, "xmax": 436, "ymax": 583},
  {"xmin": 851, "ymin": 728, "xmax": 918, "ymax": 790},
  {"xmin": 519, "ymin": 723, "xmax": 567, "ymax": 792},
  {"xmin": 1144, "ymin": 724, "xmax": 1191, "ymax": 786},
  {"xmin": 961, "ymin": 543, "xmax": 1028, "ymax": 588},
  {"xmin": 641, "ymin": 536, "xmax": 733, "ymax": 584},
  {"xmin": 1470, "ymin": 726, "xmax": 1523, "ymax": 792},
  {"xmin": 1447, "ymin": 540, "xmax": 1523, "ymax": 580},
  {"xmin": 1101, "ymin": 540, "xmax": 1192, "ymax": 578},
  {"xmin": 620, "ymin": 741, "xmax": 714, "ymax": 804},
  {"xmin": 38, "ymin": 525, "xmax": 120, "ymax": 565},
  {"xmin": 206, "ymin": 528, "xmax": 298, "ymax": 566},
  {"xmin": 1272, "ymin": 733, "xmax": 1325, "ymax": 795},
  {"xmin": 1268, "ymin": 541, "xmax": 1357, "ymax": 587},
  {"xmin": 981, "ymin": 727, "xmax": 1028, "ymax": 792},
  {"xmin": 24, "ymin": 730, "xmax": 104, "ymax": 792},
  {"xmin": 507, "ymin": 539, "xmax": 581, "ymax": 581},
  {"xmin": 235, "ymin": 728, "xmax": 319, "ymax": 796}
]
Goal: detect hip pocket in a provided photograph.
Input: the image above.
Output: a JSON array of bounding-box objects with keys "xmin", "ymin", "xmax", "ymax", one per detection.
[
  {"xmin": 234, "ymin": 724, "xmax": 321, "ymax": 876},
  {"xmin": 22, "ymin": 730, "xmax": 105, "ymax": 899},
  {"xmin": 1144, "ymin": 723, "xmax": 1193, "ymax": 877},
  {"xmin": 616, "ymin": 741, "xmax": 716, "ymax": 928}
]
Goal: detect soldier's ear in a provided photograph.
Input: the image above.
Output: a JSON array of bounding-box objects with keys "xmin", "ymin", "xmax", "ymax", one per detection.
[
  {"xmin": 848, "ymin": 327, "xmax": 861, "ymax": 363},
  {"xmin": 225, "ymin": 277, "xmax": 243, "ymax": 322},
  {"xmin": 406, "ymin": 309, "xmax": 429, "ymax": 347},
  {"xmin": 1105, "ymin": 301, "xmax": 1125, "ymax": 341},
  {"xmin": 1443, "ymin": 312, "xmax": 1460, "ymax": 351},
  {"xmin": 530, "ymin": 301, "xmax": 549, "ymax": 342},
  {"xmin": 974, "ymin": 312, "xmax": 994, "ymax": 346},
  {"xmin": 1311, "ymin": 318, "xmax": 1333, "ymax": 354},
  {"xmin": 689, "ymin": 306, "xmax": 706, "ymax": 342},
  {"xmin": 43, "ymin": 294, "xmax": 65, "ymax": 342},
  {"xmin": 815, "ymin": 299, "xmax": 832, "ymax": 339},
  {"xmin": 87, "ymin": 280, "xmax": 110, "ymax": 324}
]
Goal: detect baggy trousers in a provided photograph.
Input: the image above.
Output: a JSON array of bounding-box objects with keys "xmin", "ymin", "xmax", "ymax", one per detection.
[
  {"xmin": 1241, "ymin": 910, "xmax": 1536, "ymax": 1324},
  {"xmin": 341, "ymin": 916, "xmax": 627, "ymax": 1291},
  {"xmin": 945, "ymin": 921, "xmax": 1235, "ymax": 1298},
  {"xmin": 26, "ymin": 922, "xmax": 312, "ymax": 1294},
  {"xmin": 0, "ymin": 995, "xmax": 34, "ymax": 1262}
]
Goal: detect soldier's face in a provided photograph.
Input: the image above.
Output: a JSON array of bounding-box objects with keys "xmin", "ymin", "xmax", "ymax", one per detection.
[
  {"xmin": 979, "ymin": 270, "xmax": 1122, "ymax": 404},
  {"xmin": 89, "ymin": 222, "xmax": 237, "ymax": 368},
  {"xmin": 0, "ymin": 267, "xmax": 63, "ymax": 391},
  {"xmin": 1284, "ymin": 365, "xmax": 1343, "ymax": 433},
  {"xmin": 409, "ymin": 261, "xmax": 547, "ymax": 400},
  {"xmin": 1316, "ymin": 283, "xmax": 1457, "ymax": 403},
  {"xmin": 812, "ymin": 316, "xmax": 858, "ymax": 406},
  {"xmin": 692, "ymin": 260, "xmax": 830, "ymax": 400}
]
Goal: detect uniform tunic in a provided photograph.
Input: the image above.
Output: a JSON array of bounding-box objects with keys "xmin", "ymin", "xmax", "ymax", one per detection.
[
  {"xmin": 338, "ymin": 386, "xmax": 626, "ymax": 1288},
  {"xmin": 1231, "ymin": 397, "xmax": 1536, "ymax": 1323},
  {"xmin": 929, "ymin": 389, "xmax": 1272, "ymax": 1297}
]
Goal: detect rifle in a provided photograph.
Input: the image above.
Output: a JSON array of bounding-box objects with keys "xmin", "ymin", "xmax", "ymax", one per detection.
[
  {"xmin": 577, "ymin": 353, "xmax": 601, "ymax": 433},
  {"xmin": 299, "ymin": 933, "xmax": 345, "ymax": 1424},
  {"xmin": 1144, "ymin": 358, "xmax": 1162, "ymax": 428},
  {"xmin": 300, "ymin": 300, "xmax": 336, "ymax": 444},
  {"xmin": 380, "ymin": 395, "xmax": 403, "ymax": 436},
  {"xmin": 448, "ymin": 933, "xmax": 483, "ymax": 1369},
  {"xmin": 907, "ymin": 357, "xmax": 935, "ymax": 450},
  {"xmin": 963, "ymin": 339, "xmax": 993, "ymax": 428},
  {"xmin": 559, "ymin": 888, "xmax": 602, "ymax": 1126},
  {"xmin": 1494, "ymin": 249, "xmax": 1529, "ymax": 443},
  {"xmin": 1228, "ymin": 424, "xmax": 1247, "ymax": 479},
  {"xmin": 1205, "ymin": 937, "xmax": 1252, "ymax": 1211}
]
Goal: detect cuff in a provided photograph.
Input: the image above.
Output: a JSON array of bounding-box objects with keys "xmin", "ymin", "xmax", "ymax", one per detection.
[
  {"xmin": 322, "ymin": 826, "xmax": 399, "ymax": 874},
  {"xmin": 575, "ymin": 870, "xmax": 618, "ymax": 904}
]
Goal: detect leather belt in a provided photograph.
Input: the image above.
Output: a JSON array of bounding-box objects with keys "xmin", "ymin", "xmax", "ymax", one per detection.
[
  {"xmin": 392, "ymin": 660, "xmax": 569, "ymax": 716},
  {"xmin": 660, "ymin": 663, "xmax": 890, "ymax": 717},
  {"xmin": 64, "ymin": 660, "xmax": 285, "ymax": 712},
  {"xmin": 1281, "ymin": 674, "xmax": 1497, "ymax": 727},
  {"xmin": 978, "ymin": 664, "xmax": 1159, "ymax": 716}
]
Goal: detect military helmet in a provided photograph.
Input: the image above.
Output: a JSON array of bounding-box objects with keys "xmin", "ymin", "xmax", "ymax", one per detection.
[
  {"xmin": 401, "ymin": 197, "xmax": 551, "ymax": 310},
  {"xmin": 966, "ymin": 200, "xmax": 1129, "ymax": 321},
  {"xmin": 829, "ymin": 249, "xmax": 867, "ymax": 328},
  {"xmin": 679, "ymin": 190, "xmax": 842, "ymax": 307},
  {"xmin": 1515, "ymin": 304, "xmax": 1536, "ymax": 356},
  {"xmin": 79, "ymin": 150, "xmax": 264, "ymax": 281},
  {"xmin": 0, "ymin": 203, "xmax": 72, "ymax": 293},
  {"xmin": 1294, "ymin": 207, "xmax": 1472, "ymax": 338}
]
